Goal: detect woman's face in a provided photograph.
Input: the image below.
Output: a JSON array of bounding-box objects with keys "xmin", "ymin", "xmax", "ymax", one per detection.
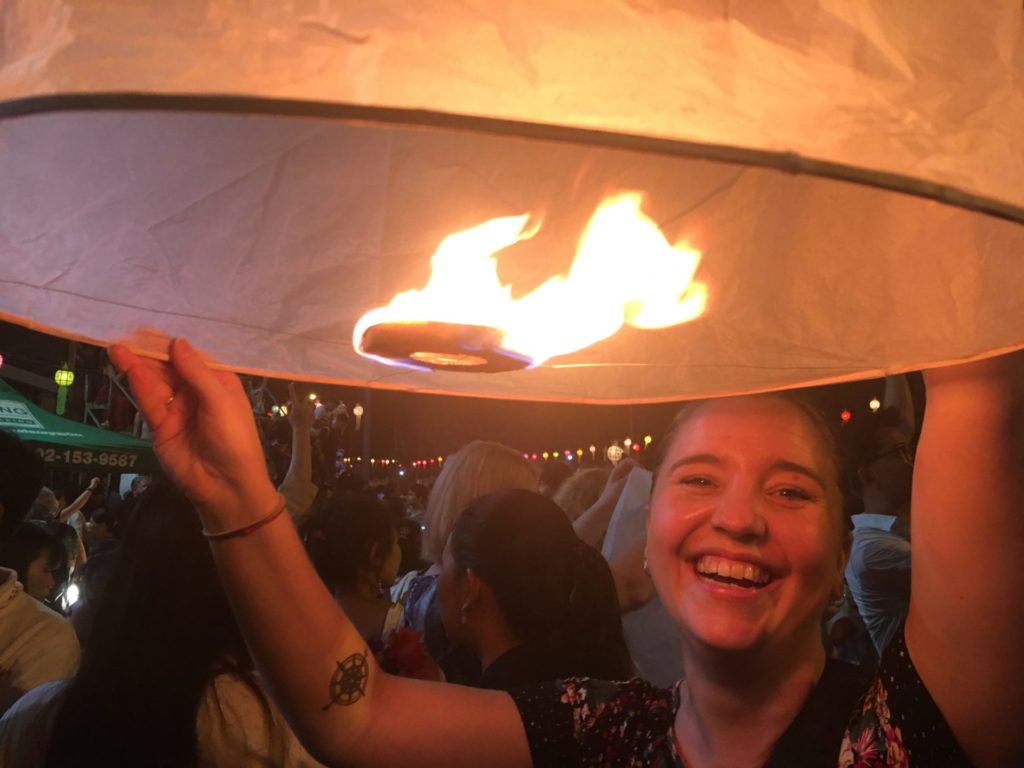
[
  {"xmin": 24, "ymin": 551, "xmax": 58, "ymax": 602},
  {"xmin": 647, "ymin": 396, "xmax": 845, "ymax": 657}
]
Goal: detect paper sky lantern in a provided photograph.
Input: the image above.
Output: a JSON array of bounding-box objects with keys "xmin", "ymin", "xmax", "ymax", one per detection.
[{"xmin": 1, "ymin": 2, "xmax": 1022, "ymax": 404}]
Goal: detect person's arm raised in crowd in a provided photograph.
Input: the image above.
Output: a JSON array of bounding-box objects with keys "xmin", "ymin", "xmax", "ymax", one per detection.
[
  {"xmin": 278, "ymin": 382, "xmax": 319, "ymax": 519},
  {"xmin": 608, "ymin": 537, "xmax": 655, "ymax": 613},
  {"xmin": 109, "ymin": 339, "xmax": 531, "ymax": 768},
  {"xmin": 58, "ymin": 477, "xmax": 101, "ymax": 523},
  {"xmin": 904, "ymin": 350, "xmax": 1024, "ymax": 766},
  {"xmin": 572, "ymin": 459, "xmax": 637, "ymax": 548}
]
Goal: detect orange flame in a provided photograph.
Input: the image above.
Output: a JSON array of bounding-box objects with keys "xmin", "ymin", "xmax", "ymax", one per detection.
[{"xmin": 353, "ymin": 192, "xmax": 707, "ymax": 368}]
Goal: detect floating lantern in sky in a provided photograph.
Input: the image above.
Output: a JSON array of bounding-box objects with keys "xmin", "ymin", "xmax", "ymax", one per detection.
[{"xmin": 1, "ymin": 3, "xmax": 1021, "ymax": 404}]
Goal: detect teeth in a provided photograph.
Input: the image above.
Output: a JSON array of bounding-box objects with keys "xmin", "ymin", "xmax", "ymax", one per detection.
[{"xmin": 696, "ymin": 556, "xmax": 771, "ymax": 586}]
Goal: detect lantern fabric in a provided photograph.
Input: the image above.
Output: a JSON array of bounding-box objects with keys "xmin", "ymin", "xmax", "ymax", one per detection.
[{"xmin": 1, "ymin": 1, "xmax": 1021, "ymax": 403}]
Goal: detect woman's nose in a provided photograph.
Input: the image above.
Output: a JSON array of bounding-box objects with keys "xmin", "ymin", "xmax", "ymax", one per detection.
[{"xmin": 709, "ymin": 484, "xmax": 767, "ymax": 540}]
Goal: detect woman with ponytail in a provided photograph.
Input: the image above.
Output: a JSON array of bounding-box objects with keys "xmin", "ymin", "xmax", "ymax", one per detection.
[{"xmin": 436, "ymin": 489, "xmax": 632, "ymax": 689}]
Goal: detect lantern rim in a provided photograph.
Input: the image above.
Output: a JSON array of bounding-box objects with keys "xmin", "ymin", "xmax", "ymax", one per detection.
[{"xmin": 3, "ymin": 91, "xmax": 1023, "ymax": 228}]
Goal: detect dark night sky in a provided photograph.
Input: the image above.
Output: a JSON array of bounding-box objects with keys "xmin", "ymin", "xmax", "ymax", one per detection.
[{"xmin": 1, "ymin": 320, "xmax": 889, "ymax": 464}]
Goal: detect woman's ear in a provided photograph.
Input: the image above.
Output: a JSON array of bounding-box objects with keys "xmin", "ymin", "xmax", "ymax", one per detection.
[
  {"xmin": 462, "ymin": 568, "xmax": 483, "ymax": 610},
  {"xmin": 367, "ymin": 542, "xmax": 386, "ymax": 572},
  {"xmin": 856, "ymin": 464, "xmax": 874, "ymax": 486}
]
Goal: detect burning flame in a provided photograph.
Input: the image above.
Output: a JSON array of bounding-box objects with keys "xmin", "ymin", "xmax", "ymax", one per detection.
[{"xmin": 353, "ymin": 192, "xmax": 707, "ymax": 369}]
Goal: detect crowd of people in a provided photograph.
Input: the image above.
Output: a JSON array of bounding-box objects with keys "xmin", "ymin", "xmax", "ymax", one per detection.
[{"xmin": 0, "ymin": 337, "xmax": 1020, "ymax": 766}]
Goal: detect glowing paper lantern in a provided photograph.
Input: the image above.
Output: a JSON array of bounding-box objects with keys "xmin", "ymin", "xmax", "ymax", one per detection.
[
  {"xmin": 1, "ymin": 2, "xmax": 1022, "ymax": 403},
  {"xmin": 607, "ymin": 442, "xmax": 624, "ymax": 465},
  {"xmin": 53, "ymin": 364, "xmax": 74, "ymax": 415},
  {"xmin": 53, "ymin": 367, "xmax": 75, "ymax": 388}
]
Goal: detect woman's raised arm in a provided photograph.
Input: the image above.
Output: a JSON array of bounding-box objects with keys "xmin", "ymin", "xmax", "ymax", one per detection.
[
  {"xmin": 110, "ymin": 339, "xmax": 532, "ymax": 768},
  {"xmin": 905, "ymin": 350, "xmax": 1024, "ymax": 766}
]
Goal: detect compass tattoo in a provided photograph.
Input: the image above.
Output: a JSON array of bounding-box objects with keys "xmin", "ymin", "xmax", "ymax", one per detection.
[{"xmin": 323, "ymin": 649, "xmax": 370, "ymax": 710}]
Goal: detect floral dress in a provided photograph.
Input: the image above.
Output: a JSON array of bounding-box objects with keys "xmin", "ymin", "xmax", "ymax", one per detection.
[{"xmin": 509, "ymin": 629, "xmax": 968, "ymax": 767}]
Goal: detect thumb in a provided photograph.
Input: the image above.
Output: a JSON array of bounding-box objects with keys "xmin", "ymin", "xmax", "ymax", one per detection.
[{"xmin": 168, "ymin": 338, "xmax": 229, "ymax": 411}]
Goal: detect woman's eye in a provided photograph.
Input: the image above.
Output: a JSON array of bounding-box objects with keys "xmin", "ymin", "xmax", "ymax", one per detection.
[
  {"xmin": 776, "ymin": 487, "xmax": 813, "ymax": 501},
  {"xmin": 679, "ymin": 476, "xmax": 715, "ymax": 488}
]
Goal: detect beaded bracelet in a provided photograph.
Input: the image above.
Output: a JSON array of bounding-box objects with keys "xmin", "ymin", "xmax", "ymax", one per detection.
[{"xmin": 202, "ymin": 494, "xmax": 287, "ymax": 541}]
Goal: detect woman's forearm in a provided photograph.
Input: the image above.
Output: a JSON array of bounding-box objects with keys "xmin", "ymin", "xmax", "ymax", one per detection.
[
  {"xmin": 204, "ymin": 498, "xmax": 530, "ymax": 768},
  {"xmin": 59, "ymin": 481, "xmax": 99, "ymax": 522},
  {"xmin": 906, "ymin": 350, "xmax": 1024, "ymax": 766}
]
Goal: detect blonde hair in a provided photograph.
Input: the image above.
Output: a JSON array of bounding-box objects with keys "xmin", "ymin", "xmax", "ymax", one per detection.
[
  {"xmin": 423, "ymin": 441, "xmax": 539, "ymax": 563},
  {"xmin": 552, "ymin": 467, "xmax": 611, "ymax": 523}
]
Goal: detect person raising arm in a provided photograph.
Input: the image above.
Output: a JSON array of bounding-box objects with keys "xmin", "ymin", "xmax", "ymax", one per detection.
[
  {"xmin": 109, "ymin": 339, "xmax": 532, "ymax": 768},
  {"xmin": 904, "ymin": 352, "xmax": 1024, "ymax": 766},
  {"xmin": 111, "ymin": 337, "xmax": 1024, "ymax": 767}
]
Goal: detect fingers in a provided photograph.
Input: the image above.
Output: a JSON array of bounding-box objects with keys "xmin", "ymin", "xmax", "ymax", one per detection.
[
  {"xmin": 109, "ymin": 344, "xmax": 176, "ymax": 429},
  {"xmin": 288, "ymin": 381, "xmax": 299, "ymax": 405},
  {"xmin": 168, "ymin": 338, "xmax": 231, "ymax": 411},
  {"xmin": 609, "ymin": 458, "xmax": 639, "ymax": 484}
]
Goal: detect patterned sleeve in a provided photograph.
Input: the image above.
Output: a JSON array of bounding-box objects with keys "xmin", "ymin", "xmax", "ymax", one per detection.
[
  {"xmin": 839, "ymin": 628, "xmax": 970, "ymax": 767},
  {"xmin": 508, "ymin": 677, "xmax": 676, "ymax": 768}
]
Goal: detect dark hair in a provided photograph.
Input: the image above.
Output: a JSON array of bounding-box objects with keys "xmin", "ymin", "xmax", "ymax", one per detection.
[
  {"xmin": 539, "ymin": 461, "xmax": 574, "ymax": 493},
  {"xmin": 305, "ymin": 493, "xmax": 396, "ymax": 592},
  {"xmin": 46, "ymin": 480, "xmax": 264, "ymax": 767},
  {"xmin": 0, "ymin": 522, "xmax": 64, "ymax": 590},
  {"xmin": 395, "ymin": 516, "xmax": 426, "ymax": 576},
  {"xmin": 838, "ymin": 406, "xmax": 909, "ymax": 469},
  {"xmin": 451, "ymin": 489, "xmax": 632, "ymax": 680},
  {"xmin": 90, "ymin": 506, "xmax": 117, "ymax": 531},
  {"xmin": 0, "ymin": 430, "xmax": 46, "ymax": 540}
]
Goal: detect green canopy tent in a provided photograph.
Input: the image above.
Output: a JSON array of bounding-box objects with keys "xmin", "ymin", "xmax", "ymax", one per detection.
[{"xmin": 0, "ymin": 379, "xmax": 159, "ymax": 474}]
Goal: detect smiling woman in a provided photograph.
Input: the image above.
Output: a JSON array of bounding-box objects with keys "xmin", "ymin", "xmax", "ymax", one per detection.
[
  {"xmin": 647, "ymin": 396, "xmax": 847, "ymax": 660},
  {"xmin": 108, "ymin": 338, "xmax": 1023, "ymax": 767}
]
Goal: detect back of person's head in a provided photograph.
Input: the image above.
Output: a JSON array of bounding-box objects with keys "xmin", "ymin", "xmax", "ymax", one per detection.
[
  {"xmin": 54, "ymin": 484, "xmax": 78, "ymax": 508},
  {"xmin": 0, "ymin": 430, "xmax": 46, "ymax": 539},
  {"xmin": 305, "ymin": 493, "xmax": 398, "ymax": 593},
  {"xmin": 89, "ymin": 506, "xmax": 117, "ymax": 537},
  {"xmin": 538, "ymin": 461, "xmax": 574, "ymax": 498},
  {"xmin": 450, "ymin": 489, "xmax": 632, "ymax": 680},
  {"xmin": 424, "ymin": 441, "xmax": 539, "ymax": 563},
  {"xmin": 336, "ymin": 469, "xmax": 367, "ymax": 495},
  {"xmin": 839, "ymin": 406, "xmax": 913, "ymax": 506},
  {"xmin": 0, "ymin": 522, "xmax": 65, "ymax": 601},
  {"xmin": 552, "ymin": 467, "xmax": 611, "ymax": 522},
  {"xmin": 27, "ymin": 487, "xmax": 59, "ymax": 522},
  {"xmin": 46, "ymin": 479, "xmax": 254, "ymax": 767}
]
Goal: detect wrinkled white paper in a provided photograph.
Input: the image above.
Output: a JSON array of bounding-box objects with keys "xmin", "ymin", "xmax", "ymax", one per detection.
[{"xmin": 1, "ymin": 1, "xmax": 1021, "ymax": 402}]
